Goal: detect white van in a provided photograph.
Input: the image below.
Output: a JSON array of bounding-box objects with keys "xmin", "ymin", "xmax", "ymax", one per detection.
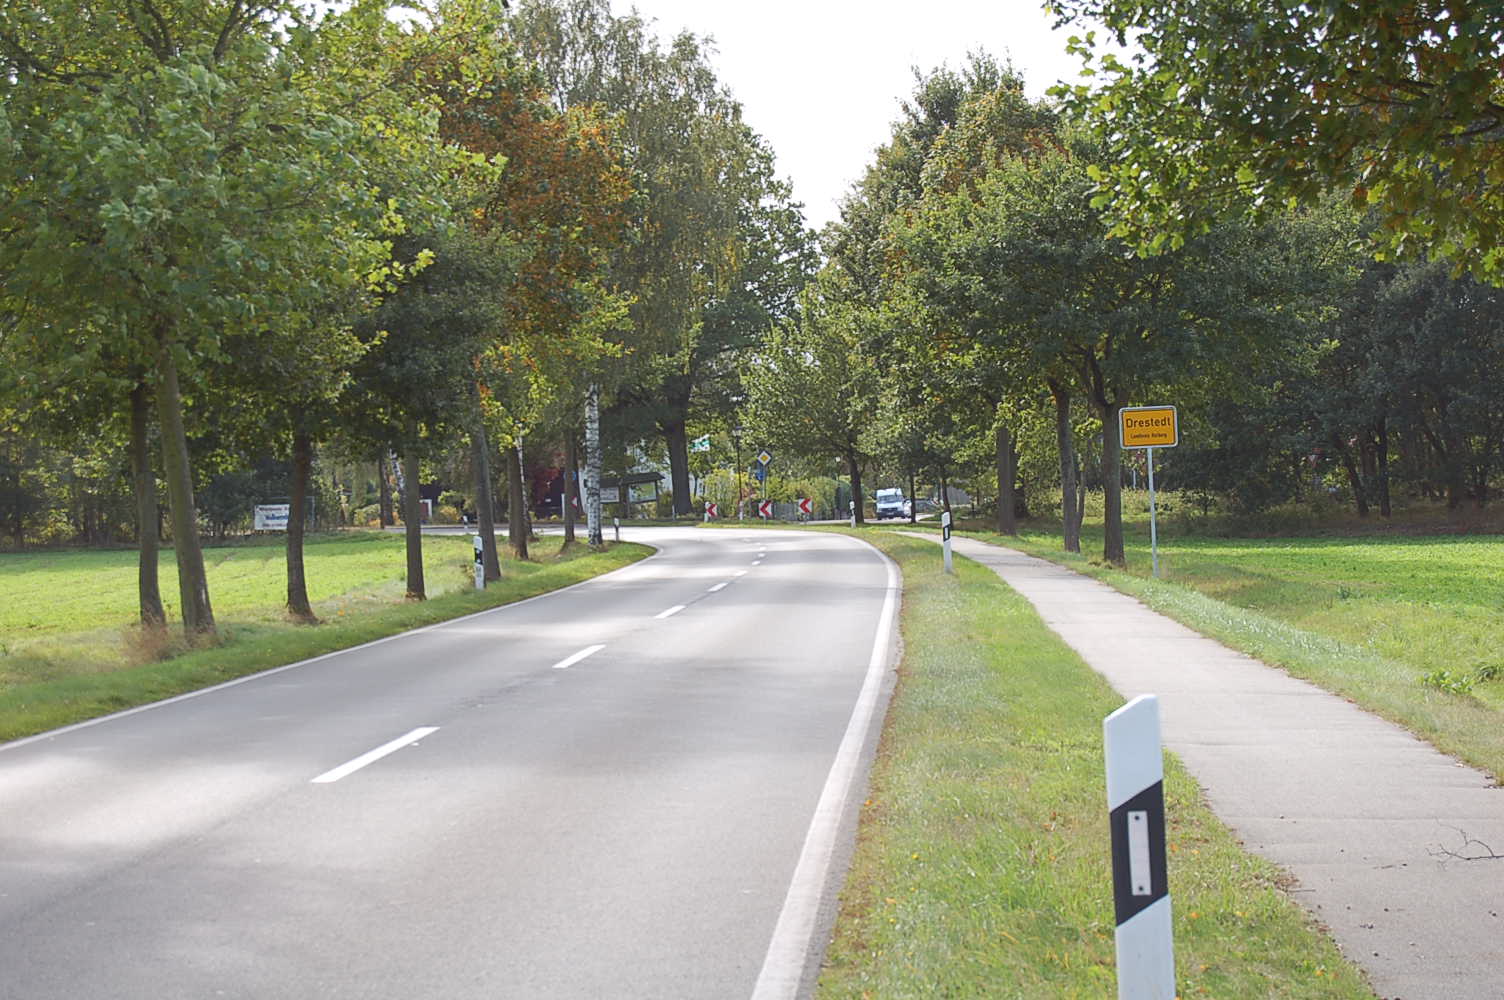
[{"xmin": 874, "ymin": 488, "xmax": 908, "ymax": 520}]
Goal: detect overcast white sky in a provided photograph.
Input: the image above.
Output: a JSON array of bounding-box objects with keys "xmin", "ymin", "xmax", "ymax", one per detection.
[{"xmin": 608, "ymin": 1, "xmax": 1097, "ymax": 232}]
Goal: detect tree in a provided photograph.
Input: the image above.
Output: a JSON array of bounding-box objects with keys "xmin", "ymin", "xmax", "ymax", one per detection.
[
  {"xmin": 828, "ymin": 55, "xmax": 1049, "ymax": 535},
  {"xmin": 345, "ymin": 225, "xmax": 508, "ymax": 599},
  {"xmin": 895, "ymin": 130, "xmax": 1336, "ymax": 565},
  {"xmin": 436, "ymin": 52, "xmax": 632, "ymax": 563},
  {"xmin": 882, "ymin": 66, "xmax": 1059, "ymax": 536},
  {"xmin": 1052, "ymin": 1, "xmax": 1504, "ymax": 279},
  {"xmin": 0, "ymin": 0, "xmax": 473, "ymax": 637},
  {"xmin": 744, "ymin": 272, "xmax": 882, "ymax": 523},
  {"xmin": 509, "ymin": 0, "xmax": 811, "ymax": 517},
  {"xmin": 1313, "ymin": 256, "xmax": 1504, "ymax": 511}
]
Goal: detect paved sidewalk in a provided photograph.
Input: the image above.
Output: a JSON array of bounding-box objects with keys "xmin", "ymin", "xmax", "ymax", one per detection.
[{"xmin": 910, "ymin": 533, "xmax": 1504, "ymax": 1000}]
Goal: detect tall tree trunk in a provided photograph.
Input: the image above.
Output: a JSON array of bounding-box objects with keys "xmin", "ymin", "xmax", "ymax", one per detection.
[
  {"xmin": 563, "ymin": 431, "xmax": 578, "ymax": 546},
  {"xmin": 1074, "ymin": 453, "xmax": 1086, "ymax": 537},
  {"xmin": 585, "ymin": 383, "xmax": 603, "ymax": 546},
  {"xmin": 153, "ymin": 332, "xmax": 216, "ymax": 639},
  {"xmin": 995, "ymin": 417, "xmax": 1018, "ymax": 535},
  {"xmin": 378, "ymin": 452, "xmax": 394, "ymax": 527},
  {"xmin": 1050, "ymin": 379, "xmax": 1081, "ymax": 553},
  {"xmin": 332, "ymin": 466, "xmax": 345, "ymax": 526},
  {"xmin": 848, "ymin": 448, "xmax": 865, "ymax": 525},
  {"xmin": 467, "ymin": 391, "xmax": 501, "ymax": 581},
  {"xmin": 129, "ymin": 381, "xmax": 165, "ymax": 628},
  {"xmin": 520, "ymin": 438, "xmax": 535, "ymax": 542},
  {"xmin": 1376, "ymin": 416, "xmax": 1392, "ymax": 518},
  {"xmin": 402, "ymin": 437, "xmax": 425, "ymax": 600},
  {"xmin": 286, "ymin": 424, "xmax": 317, "ymax": 623},
  {"xmin": 508, "ymin": 435, "xmax": 529, "ymax": 560},
  {"xmin": 1334, "ymin": 434, "xmax": 1369, "ymax": 517},
  {"xmin": 664, "ymin": 418, "xmax": 692, "ymax": 517},
  {"xmin": 1098, "ymin": 393, "xmax": 1129, "ymax": 567}
]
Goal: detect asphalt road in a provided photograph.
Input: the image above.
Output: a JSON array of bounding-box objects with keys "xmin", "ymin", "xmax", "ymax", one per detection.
[{"xmin": 0, "ymin": 528, "xmax": 898, "ymax": 1000}]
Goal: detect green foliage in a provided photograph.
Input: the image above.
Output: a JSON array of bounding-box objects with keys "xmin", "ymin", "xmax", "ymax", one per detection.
[
  {"xmin": 1421, "ymin": 669, "xmax": 1478, "ymax": 696},
  {"xmin": 346, "ymin": 224, "xmax": 510, "ymax": 450},
  {"xmin": 744, "ymin": 271, "xmax": 883, "ymax": 471},
  {"xmin": 0, "ymin": 0, "xmax": 497, "ymax": 633},
  {"xmin": 509, "ymin": 0, "xmax": 815, "ymax": 512},
  {"xmin": 1052, "ymin": 1, "xmax": 1504, "ymax": 279}
]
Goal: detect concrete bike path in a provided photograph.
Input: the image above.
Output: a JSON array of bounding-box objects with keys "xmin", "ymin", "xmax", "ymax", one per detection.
[{"xmin": 907, "ymin": 532, "xmax": 1504, "ymax": 1000}]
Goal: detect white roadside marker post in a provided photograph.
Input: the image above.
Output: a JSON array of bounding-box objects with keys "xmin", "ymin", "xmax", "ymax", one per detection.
[
  {"xmin": 1104, "ymin": 694, "xmax": 1174, "ymax": 999},
  {"xmin": 941, "ymin": 510, "xmax": 954, "ymax": 574},
  {"xmin": 613, "ymin": 516, "xmax": 620, "ymax": 543},
  {"xmin": 472, "ymin": 534, "xmax": 484, "ymax": 590}
]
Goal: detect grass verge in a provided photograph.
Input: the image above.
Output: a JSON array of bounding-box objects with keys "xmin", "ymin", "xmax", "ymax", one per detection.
[
  {"xmin": 0, "ymin": 535, "xmax": 649, "ymax": 743},
  {"xmin": 926, "ymin": 520, "xmax": 1504, "ymax": 783},
  {"xmin": 817, "ymin": 532, "xmax": 1373, "ymax": 999}
]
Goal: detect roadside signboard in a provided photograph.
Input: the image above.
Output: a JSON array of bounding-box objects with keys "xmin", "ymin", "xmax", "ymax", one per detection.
[
  {"xmin": 1119, "ymin": 405, "xmax": 1178, "ymax": 578},
  {"xmin": 797, "ymin": 497, "xmax": 813, "ymax": 516},
  {"xmin": 253, "ymin": 504, "xmax": 290, "ymax": 531},
  {"xmin": 1119, "ymin": 406, "xmax": 1178, "ymax": 449},
  {"xmin": 705, "ymin": 502, "xmax": 719, "ymax": 519},
  {"xmin": 691, "ymin": 434, "xmax": 711, "ymax": 453},
  {"xmin": 756, "ymin": 449, "xmax": 773, "ymax": 467},
  {"xmin": 757, "ymin": 499, "xmax": 773, "ymax": 518}
]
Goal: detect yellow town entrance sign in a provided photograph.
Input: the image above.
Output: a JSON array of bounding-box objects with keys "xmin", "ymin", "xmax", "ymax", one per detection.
[{"xmin": 1119, "ymin": 406, "xmax": 1178, "ymax": 449}]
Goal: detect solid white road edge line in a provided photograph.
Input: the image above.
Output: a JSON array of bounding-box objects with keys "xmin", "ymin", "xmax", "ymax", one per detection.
[
  {"xmin": 0, "ymin": 544, "xmax": 665, "ymax": 755},
  {"xmin": 551, "ymin": 644, "xmax": 606, "ymax": 670},
  {"xmin": 655, "ymin": 604, "xmax": 687, "ymax": 620},
  {"xmin": 311, "ymin": 726, "xmax": 439, "ymax": 784},
  {"xmin": 749, "ymin": 544, "xmax": 900, "ymax": 1000}
]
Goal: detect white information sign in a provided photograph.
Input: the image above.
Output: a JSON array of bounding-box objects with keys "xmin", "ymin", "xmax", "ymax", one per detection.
[{"xmin": 253, "ymin": 504, "xmax": 290, "ymax": 531}]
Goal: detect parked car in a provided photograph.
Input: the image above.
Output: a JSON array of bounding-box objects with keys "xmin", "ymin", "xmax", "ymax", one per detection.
[{"xmin": 874, "ymin": 488, "xmax": 908, "ymax": 520}]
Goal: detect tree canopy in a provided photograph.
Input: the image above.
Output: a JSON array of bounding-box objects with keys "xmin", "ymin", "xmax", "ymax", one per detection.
[{"xmin": 1052, "ymin": 1, "xmax": 1504, "ymax": 278}]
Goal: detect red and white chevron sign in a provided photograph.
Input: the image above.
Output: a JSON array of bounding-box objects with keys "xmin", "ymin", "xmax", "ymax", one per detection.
[
  {"xmin": 797, "ymin": 497, "xmax": 813, "ymax": 515},
  {"xmin": 757, "ymin": 500, "xmax": 773, "ymax": 518},
  {"xmin": 705, "ymin": 502, "xmax": 718, "ymax": 519}
]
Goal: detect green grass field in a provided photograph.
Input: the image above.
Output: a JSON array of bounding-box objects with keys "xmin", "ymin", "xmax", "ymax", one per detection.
[
  {"xmin": 0, "ymin": 530, "xmax": 648, "ymax": 742},
  {"xmin": 932, "ymin": 506, "xmax": 1504, "ymax": 780},
  {"xmin": 1, "ymin": 530, "xmax": 488, "ymax": 641},
  {"xmin": 816, "ymin": 532, "xmax": 1372, "ymax": 998}
]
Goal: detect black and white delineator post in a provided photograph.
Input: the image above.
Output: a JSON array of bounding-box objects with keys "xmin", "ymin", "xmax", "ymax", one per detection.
[
  {"xmin": 613, "ymin": 516, "xmax": 620, "ymax": 543},
  {"xmin": 1104, "ymin": 694, "xmax": 1174, "ymax": 999},
  {"xmin": 472, "ymin": 534, "xmax": 484, "ymax": 590},
  {"xmin": 941, "ymin": 510, "xmax": 954, "ymax": 574}
]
